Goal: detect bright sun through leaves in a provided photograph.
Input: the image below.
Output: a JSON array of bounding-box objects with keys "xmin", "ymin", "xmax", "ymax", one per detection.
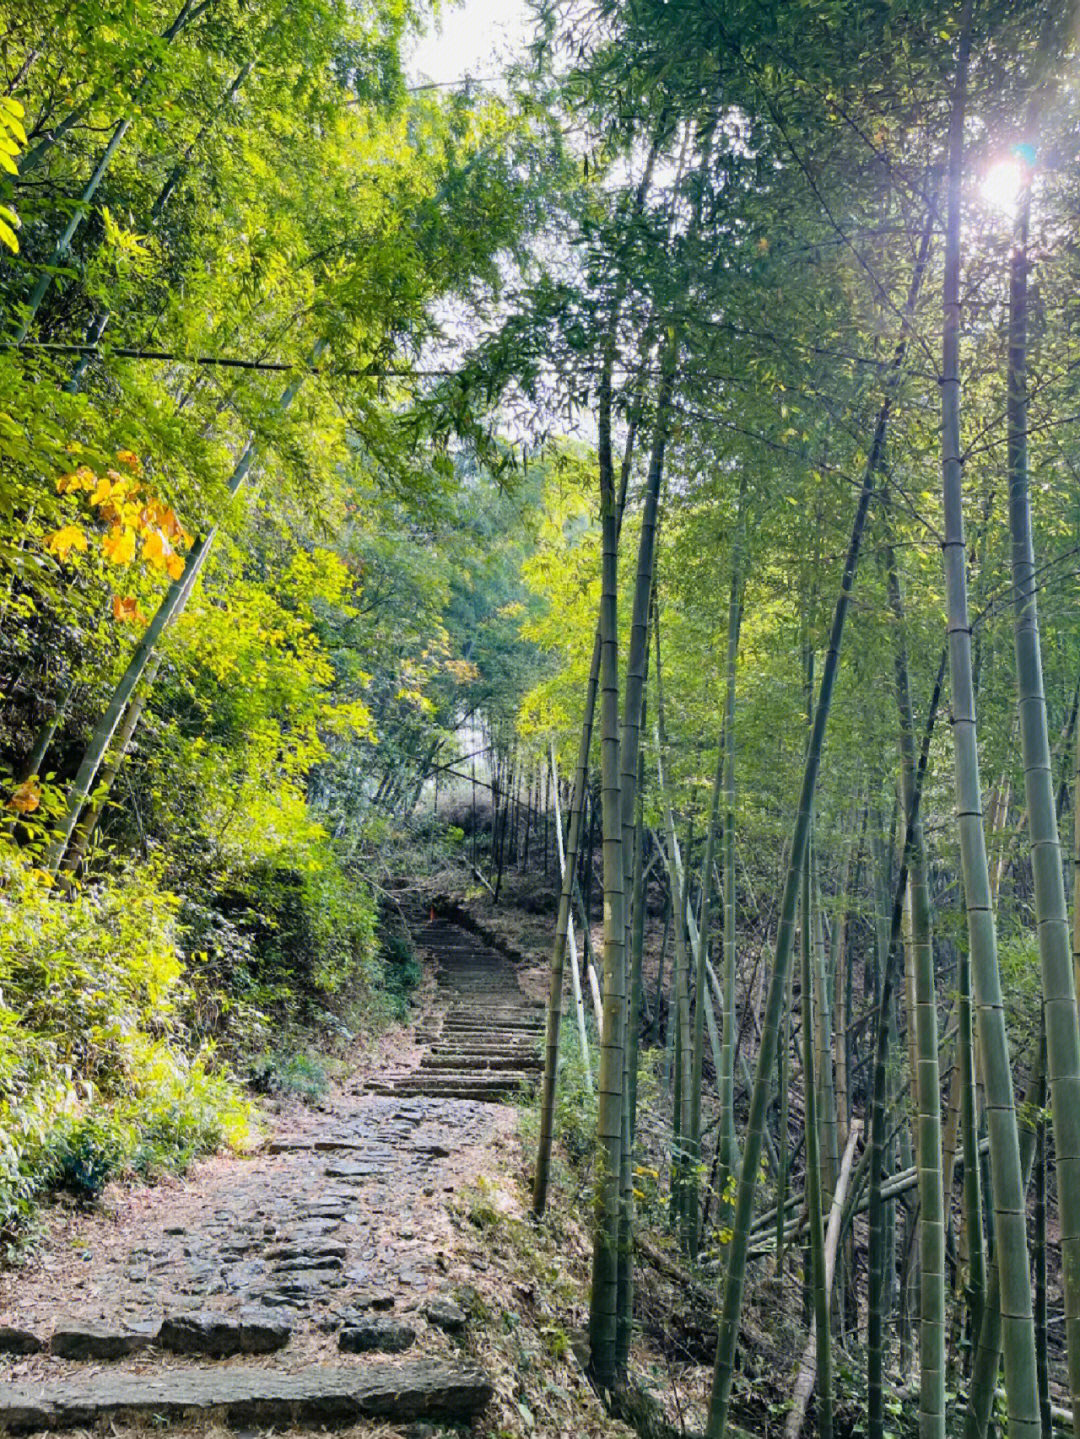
[{"xmin": 981, "ymin": 157, "xmax": 1024, "ymax": 214}]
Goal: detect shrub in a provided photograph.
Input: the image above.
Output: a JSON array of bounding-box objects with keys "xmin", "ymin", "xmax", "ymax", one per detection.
[
  {"xmin": 378, "ymin": 926, "xmax": 422, "ymax": 1020},
  {"xmin": 0, "ymin": 845, "xmax": 252, "ymax": 1233},
  {"xmin": 248, "ymin": 1048, "xmax": 329, "ymax": 1102}
]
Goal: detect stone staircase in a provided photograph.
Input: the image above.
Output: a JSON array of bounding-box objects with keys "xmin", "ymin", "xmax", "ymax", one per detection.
[
  {"xmin": 367, "ymin": 918, "xmax": 545, "ymax": 1101},
  {"xmin": 0, "ymin": 914, "xmax": 541, "ymax": 1435}
]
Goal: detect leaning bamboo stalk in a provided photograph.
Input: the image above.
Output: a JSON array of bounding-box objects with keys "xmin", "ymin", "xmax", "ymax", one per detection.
[
  {"xmin": 720, "ymin": 492, "xmax": 744, "ymax": 1190},
  {"xmin": 17, "ymin": 0, "xmax": 213, "ymax": 175},
  {"xmin": 63, "ymin": 654, "xmax": 164, "ymax": 871},
  {"xmin": 964, "ymin": 1042, "xmax": 1046, "ymax": 1439},
  {"xmin": 14, "ymin": 0, "xmax": 215, "ymax": 343},
  {"xmin": 67, "ymin": 31, "xmax": 271, "ymax": 392},
  {"xmin": 868, "ymin": 648, "xmax": 946, "ymax": 1439},
  {"xmin": 786, "ymin": 1120, "xmax": 862, "ymax": 1439},
  {"xmin": 657, "ymin": 723, "xmax": 694, "ymax": 1254},
  {"xmin": 548, "ymin": 745, "xmax": 592, "ymax": 1087},
  {"xmin": 812, "ymin": 853, "xmax": 839, "ymax": 1206},
  {"xmin": 776, "ymin": 963, "xmax": 793, "ymax": 1274}
]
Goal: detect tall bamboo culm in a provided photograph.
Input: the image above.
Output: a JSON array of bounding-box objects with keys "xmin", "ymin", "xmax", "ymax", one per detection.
[
  {"xmin": 886, "ymin": 540, "xmax": 945, "ymax": 1439},
  {"xmin": 719, "ymin": 480, "xmax": 745, "ymax": 1191},
  {"xmin": 587, "ymin": 344, "xmax": 627, "ymax": 1394},
  {"xmin": 801, "ymin": 850, "xmax": 832, "ymax": 1439},
  {"xmin": 1007, "ymin": 173, "xmax": 1080, "ymax": 1439},
  {"xmin": 938, "ymin": 7, "xmax": 1039, "ymax": 1432}
]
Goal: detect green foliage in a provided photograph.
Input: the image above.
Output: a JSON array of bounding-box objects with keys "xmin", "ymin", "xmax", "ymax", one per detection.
[
  {"xmin": 249, "ymin": 1049, "xmax": 329, "ymax": 1103},
  {"xmin": 378, "ymin": 927, "xmax": 422, "ymax": 1021},
  {"xmin": 51, "ymin": 1117, "xmax": 125, "ymax": 1200},
  {"xmin": 0, "ymin": 843, "xmax": 251, "ymax": 1231},
  {"xmin": 0, "ymin": 96, "xmax": 24, "ymax": 252}
]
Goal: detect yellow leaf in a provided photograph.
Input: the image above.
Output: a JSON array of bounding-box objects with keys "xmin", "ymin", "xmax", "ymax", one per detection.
[
  {"xmin": 102, "ymin": 527, "xmax": 136, "ymax": 565},
  {"xmin": 142, "ymin": 530, "xmax": 167, "ymax": 569},
  {"xmin": 7, "ymin": 779, "xmax": 40, "ymax": 814},
  {"xmin": 165, "ymin": 551, "xmax": 185, "ymax": 581},
  {"xmin": 55, "ymin": 464, "xmax": 96, "ymax": 494},
  {"xmin": 45, "ymin": 525, "xmax": 88, "ymax": 559},
  {"xmin": 116, "ymin": 449, "xmax": 142, "ymax": 474},
  {"xmin": 90, "ymin": 475, "xmax": 114, "ymax": 505},
  {"xmin": 111, "ymin": 594, "xmax": 146, "ymax": 624}
]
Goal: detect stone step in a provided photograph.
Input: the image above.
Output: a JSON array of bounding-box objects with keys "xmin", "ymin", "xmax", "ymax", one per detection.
[
  {"xmin": 428, "ymin": 1043, "xmax": 542, "ymax": 1056},
  {"xmin": 377, "ymin": 1068, "xmax": 532, "ymax": 1085},
  {"xmin": 376, "ymin": 1084, "xmax": 525, "ymax": 1100},
  {"xmin": 0, "ymin": 1360, "xmax": 493, "ymax": 1433},
  {"xmin": 442, "ymin": 1024, "xmax": 543, "ymax": 1037},
  {"xmin": 420, "ymin": 1055, "xmax": 543, "ymax": 1071},
  {"xmin": 429, "ymin": 1036, "xmax": 541, "ymax": 1048},
  {"xmin": 370, "ymin": 1075, "xmax": 531, "ymax": 1097},
  {"xmin": 444, "ymin": 1012, "xmax": 543, "ymax": 1024},
  {"xmin": 422, "ymin": 1014, "xmax": 539, "ymax": 1025}
]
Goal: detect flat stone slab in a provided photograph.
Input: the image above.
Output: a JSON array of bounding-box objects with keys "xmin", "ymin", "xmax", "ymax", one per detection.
[
  {"xmin": 51, "ymin": 1320, "xmax": 160, "ymax": 1360},
  {"xmin": 425, "ymin": 1297, "xmax": 467, "ymax": 1333},
  {"xmin": 0, "ymin": 1327, "xmax": 44, "ymax": 1356},
  {"xmin": 158, "ymin": 1309, "xmax": 290, "ymax": 1356},
  {"xmin": 0, "ymin": 1361, "xmax": 493, "ymax": 1432},
  {"xmin": 339, "ymin": 1318, "xmax": 415, "ymax": 1353}
]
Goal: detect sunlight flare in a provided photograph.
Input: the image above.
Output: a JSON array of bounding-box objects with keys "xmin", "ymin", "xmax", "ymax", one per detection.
[{"xmin": 981, "ymin": 155, "xmax": 1026, "ymax": 216}]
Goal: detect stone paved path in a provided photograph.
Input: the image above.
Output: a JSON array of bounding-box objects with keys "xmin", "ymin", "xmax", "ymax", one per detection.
[
  {"xmin": 0, "ymin": 917, "xmax": 538, "ymax": 1432},
  {"xmin": 369, "ymin": 918, "xmax": 545, "ymax": 1100}
]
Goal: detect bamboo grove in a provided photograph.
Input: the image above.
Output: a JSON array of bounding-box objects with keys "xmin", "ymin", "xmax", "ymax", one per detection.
[{"xmin": 502, "ymin": 1, "xmax": 1080, "ymax": 1436}]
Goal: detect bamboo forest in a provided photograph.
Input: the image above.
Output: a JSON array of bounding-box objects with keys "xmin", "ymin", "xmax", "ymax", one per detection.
[{"xmin": 4, "ymin": 0, "xmax": 1080, "ymax": 1436}]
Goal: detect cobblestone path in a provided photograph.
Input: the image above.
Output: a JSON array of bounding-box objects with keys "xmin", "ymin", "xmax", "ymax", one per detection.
[{"xmin": 0, "ymin": 917, "xmax": 540, "ymax": 1432}]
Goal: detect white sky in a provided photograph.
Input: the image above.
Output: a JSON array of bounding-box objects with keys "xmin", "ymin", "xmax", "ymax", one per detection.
[{"xmin": 406, "ymin": 0, "xmax": 534, "ymax": 88}]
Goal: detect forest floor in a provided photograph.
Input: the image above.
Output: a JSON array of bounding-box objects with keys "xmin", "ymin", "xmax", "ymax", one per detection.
[{"xmin": 0, "ymin": 879, "xmax": 645, "ymax": 1439}]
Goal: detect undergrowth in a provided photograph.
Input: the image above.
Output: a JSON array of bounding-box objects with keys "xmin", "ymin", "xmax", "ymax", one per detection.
[
  {"xmin": 0, "ymin": 826, "xmax": 420, "ymax": 1244},
  {"xmin": 0, "ymin": 845, "xmax": 252, "ymax": 1241}
]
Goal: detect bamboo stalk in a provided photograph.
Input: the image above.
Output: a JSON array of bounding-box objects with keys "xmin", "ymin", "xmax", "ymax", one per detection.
[{"xmin": 786, "ymin": 1120, "xmax": 862, "ymax": 1439}]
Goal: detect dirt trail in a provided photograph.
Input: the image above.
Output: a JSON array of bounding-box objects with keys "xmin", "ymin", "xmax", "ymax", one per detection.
[{"xmin": 0, "ymin": 917, "xmax": 536, "ymax": 1434}]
